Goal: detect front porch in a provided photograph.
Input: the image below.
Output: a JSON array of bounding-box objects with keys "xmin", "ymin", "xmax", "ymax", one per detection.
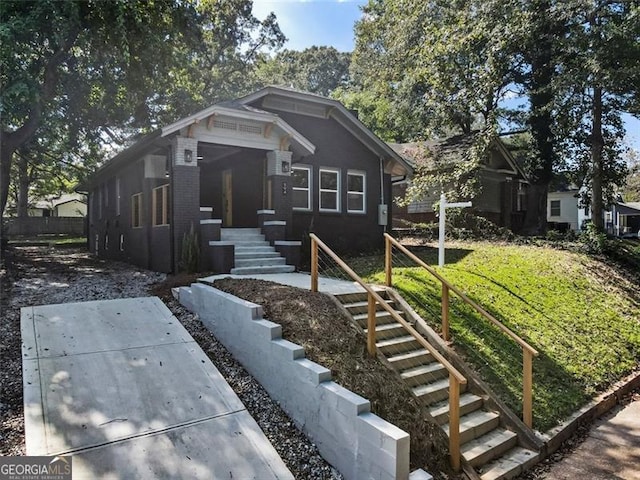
[{"xmin": 166, "ymin": 103, "xmax": 316, "ymax": 273}]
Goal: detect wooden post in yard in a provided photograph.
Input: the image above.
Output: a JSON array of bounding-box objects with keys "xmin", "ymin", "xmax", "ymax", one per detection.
[
  {"xmin": 442, "ymin": 284, "xmax": 450, "ymax": 341},
  {"xmin": 449, "ymin": 374, "xmax": 461, "ymax": 472},
  {"xmin": 367, "ymin": 292, "xmax": 376, "ymax": 356},
  {"xmin": 311, "ymin": 236, "xmax": 319, "ymax": 292},
  {"xmin": 523, "ymin": 349, "xmax": 533, "ymax": 427},
  {"xmin": 385, "ymin": 235, "xmax": 392, "ymax": 287}
]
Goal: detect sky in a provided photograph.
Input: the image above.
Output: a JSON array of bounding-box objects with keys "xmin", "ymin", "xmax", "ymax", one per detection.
[{"xmin": 252, "ymin": 0, "xmax": 639, "ymax": 153}]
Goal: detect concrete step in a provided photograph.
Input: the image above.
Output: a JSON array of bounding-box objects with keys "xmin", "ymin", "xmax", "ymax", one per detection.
[
  {"xmin": 221, "ymin": 233, "xmax": 266, "ymax": 241},
  {"xmin": 221, "ymin": 228, "xmax": 262, "ymax": 235},
  {"xmin": 353, "ymin": 310, "xmax": 405, "ymax": 327},
  {"xmin": 230, "ymin": 265, "xmax": 296, "ymax": 275},
  {"xmin": 343, "ymin": 299, "xmax": 395, "ymax": 315},
  {"xmin": 386, "ymin": 349, "xmax": 435, "ymax": 371},
  {"xmin": 462, "ymin": 428, "xmax": 518, "ymax": 468},
  {"xmin": 429, "ymin": 392, "xmax": 484, "ymax": 425},
  {"xmin": 235, "ymin": 246, "xmax": 276, "ymax": 254},
  {"xmin": 227, "ymin": 240, "xmax": 272, "ymax": 247},
  {"xmin": 400, "ymin": 362, "xmax": 448, "ymax": 387},
  {"xmin": 443, "ymin": 410, "xmax": 501, "ymax": 445},
  {"xmin": 235, "ymin": 251, "xmax": 281, "ymax": 260},
  {"xmin": 234, "ymin": 257, "xmax": 286, "ymax": 268},
  {"xmin": 412, "ymin": 378, "xmax": 451, "ymax": 404},
  {"xmin": 364, "ymin": 322, "xmax": 407, "ymax": 341},
  {"xmin": 376, "ymin": 335, "xmax": 421, "ymax": 355},
  {"xmin": 334, "ymin": 290, "xmax": 389, "ymax": 305},
  {"xmin": 479, "ymin": 447, "xmax": 539, "ymax": 480}
]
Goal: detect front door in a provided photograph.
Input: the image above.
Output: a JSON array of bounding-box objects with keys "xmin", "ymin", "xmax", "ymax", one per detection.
[{"xmin": 222, "ymin": 169, "xmax": 232, "ymax": 226}]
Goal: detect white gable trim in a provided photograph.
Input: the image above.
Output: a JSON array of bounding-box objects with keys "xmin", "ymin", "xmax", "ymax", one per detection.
[{"xmin": 161, "ymin": 105, "xmax": 315, "ymax": 156}]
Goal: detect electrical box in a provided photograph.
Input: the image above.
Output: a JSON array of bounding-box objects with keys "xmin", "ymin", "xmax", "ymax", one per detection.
[{"xmin": 378, "ymin": 204, "xmax": 388, "ymax": 226}]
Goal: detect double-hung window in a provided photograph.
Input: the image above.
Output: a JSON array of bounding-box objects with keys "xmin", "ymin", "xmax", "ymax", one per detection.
[
  {"xmin": 347, "ymin": 171, "xmax": 366, "ymax": 213},
  {"xmin": 292, "ymin": 166, "xmax": 312, "ymax": 210},
  {"xmin": 319, "ymin": 168, "xmax": 340, "ymax": 212},
  {"xmin": 152, "ymin": 184, "xmax": 170, "ymax": 226},
  {"xmin": 550, "ymin": 200, "xmax": 561, "ymax": 217}
]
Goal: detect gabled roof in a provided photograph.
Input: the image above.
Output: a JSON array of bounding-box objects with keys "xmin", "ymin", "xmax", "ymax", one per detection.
[
  {"xmin": 389, "ymin": 132, "xmax": 528, "ymax": 181},
  {"xmin": 238, "ymin": 86, "xmax": 413, "ymax": 176}
]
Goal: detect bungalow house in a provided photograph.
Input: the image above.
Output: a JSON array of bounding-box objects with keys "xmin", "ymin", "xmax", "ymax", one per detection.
[
  {"xmin": 547, "ymin": 188, "xmax": 585, "ymax": 232},
  {"xmin": 14, "ymin": 193, "xmax": 87, "ymax": 217},
  {"xmin": 390, "ymin": 133, "xmax": 529, "ymax": 232},
  {"xmin": 78, "ymin": 86, "xmax": 412, "ymax": 273}
]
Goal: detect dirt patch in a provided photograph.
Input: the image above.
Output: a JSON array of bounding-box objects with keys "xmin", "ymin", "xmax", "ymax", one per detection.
[{"xmin": 212, "ymin": 278, "xmax": 456, "ymax": 478}]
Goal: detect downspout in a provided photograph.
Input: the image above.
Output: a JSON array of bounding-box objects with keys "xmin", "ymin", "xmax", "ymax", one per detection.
[{"xmin": 379, "ymin": 157, "xmax": 385, "ymax": 205}]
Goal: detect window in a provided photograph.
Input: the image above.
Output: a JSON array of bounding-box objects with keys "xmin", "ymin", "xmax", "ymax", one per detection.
[
  {"xmin": 152, "ymin": 184, "xmax": 170, "ymax": 226},
  {"xmin": 98, "ymin": 188, "xmax": 103, "ymax": 219},
  {"xmin": 115, "ymin": 178, "xmax": 121, "ymax": 216},
  {"xmin": 517, "ymin": 182, "xmax": 526, "ymax": 211},
  {"xmin": 347, "ymin": 171, "xmax": 366, "ymax": 213},
  {"xmin": 131, "ymin": 193, "xmax": 143, "ymax": 228},
  {"xmin": 292, "ymin": 166, "xmax": 311, "ymax": 210},
  {"xmin": 550, "ymin": 200, "xmax": 561, "ymax": 217},
  {"xmin": 319, "ymin": 168, "xmax": 340, "ymax": 212}
]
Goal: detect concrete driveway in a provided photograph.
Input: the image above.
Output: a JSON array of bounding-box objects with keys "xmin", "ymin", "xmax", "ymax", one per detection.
[{"xmin": 21, "ymin": 296, "xmax": 293, "ymax": 479}]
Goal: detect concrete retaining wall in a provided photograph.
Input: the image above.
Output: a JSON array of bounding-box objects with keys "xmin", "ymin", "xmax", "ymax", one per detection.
[{"xmin": 180, "ymin": 282, "xmax": 411, "ymax": 480}]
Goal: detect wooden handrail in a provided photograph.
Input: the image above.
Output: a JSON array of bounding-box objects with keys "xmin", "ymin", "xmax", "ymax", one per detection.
[
  {"xmin": 385, "ymin": 233, "xmax": 539, "ymax": 428},
  {"xmin": 310, "ymin": 233, "xmax": 465, "ymax": 470},
  {"xmin": 384, "ymin": 234, "xmax": 538, "ymax": 356}
]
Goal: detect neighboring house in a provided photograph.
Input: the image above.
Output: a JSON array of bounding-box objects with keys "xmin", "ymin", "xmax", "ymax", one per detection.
[
  {"xmin": 547, "ymin": 189, "xmax": 583, "ymax": 232},
  {"xmin": 78, "ymin": 86, "xmax": 412, "ymax": 273},
  {"xmin": 27, "ymin": 193, "xmax": 87, "ymax": 217},
  {"xmin": 608, "ymin": 202, "xmax": 640, "ymax": 236},
  {"xmin": 390, "ymin": 134, "xmax": 529, "ymax": 232}
]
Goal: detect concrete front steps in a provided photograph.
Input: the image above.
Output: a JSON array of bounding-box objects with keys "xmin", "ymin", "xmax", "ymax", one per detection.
[
  {"xmin": 221, "ymin": 228, "xmax": 295, "ymax": 275},
  {"xmin": 335, "ymin": 290, "xmax": 538, "ymax": 480}
]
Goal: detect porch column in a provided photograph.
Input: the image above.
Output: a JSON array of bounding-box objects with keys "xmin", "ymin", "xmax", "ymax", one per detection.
[
  {"xmin": 266, "ymin": 150, "xmax": 293, "ymax": 237},
  {"xmin": 171, "ymin": 136, "xmax": 200, "ymax": 272}
]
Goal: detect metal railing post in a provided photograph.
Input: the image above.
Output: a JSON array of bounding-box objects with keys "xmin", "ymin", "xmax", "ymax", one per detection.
[
  {"xmin": 442, "ymin": 284, "xmax": 450, "ymax": 341},
  {"xmin": 449, "ymin": 374, "xmax": 461, "ymax": 472},
  {"xmin": 367, "ymin": 292, "xmax": 377, "ymax": 356},
  {"xmin": 311, "ymin": 235, "xmax": 318, "ymax": 292},
  {"xmin": 523, "ymin": 348, "xmax": 533, "ymax": 427},
  {"xmin": 385, "ymin": 234, "xmax": 392, "ymax": 287}
]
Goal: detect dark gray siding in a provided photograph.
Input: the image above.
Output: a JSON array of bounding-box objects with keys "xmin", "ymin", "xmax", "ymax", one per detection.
[{"xmin": 265, "ymin": 110, "xmax": 387, "ymax": 253}]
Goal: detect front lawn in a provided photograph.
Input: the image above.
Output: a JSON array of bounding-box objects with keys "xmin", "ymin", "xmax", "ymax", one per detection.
[{"xmin": 345, "ymin": 241, "xmax": 640, "ymax": 431}]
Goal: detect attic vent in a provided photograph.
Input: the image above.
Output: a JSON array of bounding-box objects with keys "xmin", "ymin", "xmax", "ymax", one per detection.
[
  {"xmin": 214, "ymin": 119, "xmax": 237, "ymax": 131},
  {"xmin": 263, "ymin": 97, "xmax": 327, "ymax": 118},
  {"xmin": 238, "ymin": 124, "xmax": 262, "ymax": 135}
]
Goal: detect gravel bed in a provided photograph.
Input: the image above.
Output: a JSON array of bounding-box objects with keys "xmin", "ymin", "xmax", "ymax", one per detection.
[{"xmin": 0, "ymin": 245, "xmax": 341, "ymax": 479}]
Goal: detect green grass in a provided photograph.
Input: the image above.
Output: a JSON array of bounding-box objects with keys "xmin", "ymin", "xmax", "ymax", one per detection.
[
  {"xmin": 8, "ymin": 235, "xmax": 86, "ymax": 246},
  {"xmin": 345, "ymin": 242, "xmax": 640, "ymax": 432}
]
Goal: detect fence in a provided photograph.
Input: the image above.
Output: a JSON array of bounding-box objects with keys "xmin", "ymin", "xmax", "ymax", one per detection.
[{"xmin": 2, "ymin": 217, "xmax": 87, "ymax": 237}]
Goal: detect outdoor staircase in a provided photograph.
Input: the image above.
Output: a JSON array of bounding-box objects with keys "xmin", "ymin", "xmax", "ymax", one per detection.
[
  {"xmin": 221, "ymin": 228, "xmax": 295, "ymax": 275},
  {"xmin": 334, "ymin": 290, "xmax": 539, "ymax": 480}
]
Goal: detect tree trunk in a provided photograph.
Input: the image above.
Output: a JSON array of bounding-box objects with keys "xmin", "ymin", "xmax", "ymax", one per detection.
[
  {"xmin": 0, "ymin": 133, "xmax": 16, "ymax": 221},
  {"xmin": 520, "ymin": 0, "xmax": 556, "ymax": 236},
  {"xmin": 17, "ymin": 153, "xmax": 30, "ymax": 218},
  {"xmin": 591, "ymin": 88, "xmax": 604, "ymax": 231}
]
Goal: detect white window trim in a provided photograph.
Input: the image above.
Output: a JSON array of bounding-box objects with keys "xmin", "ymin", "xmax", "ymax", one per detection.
[
  {"xmin": 292, "ymin": 165, "xmax": 312, "ymax": 211},
  {"xmin": 319, "ymin": 167, "xmax": 341, "ymax": 213},
  {"xmin": 347, "ymin": 170, "xmax": 366, "ymax": 214},
  {"xmin": 550, "ymin": 200, "xmax": 561, "ymax": 217}
]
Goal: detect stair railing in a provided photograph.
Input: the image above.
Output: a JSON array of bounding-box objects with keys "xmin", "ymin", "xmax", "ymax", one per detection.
[
  {"xmin": 310, "ymin": 233, "xmax": 467, "ymax": 471},
  {"xmin": 384, "ymin": 233, "xmax": 539, "ymax": 428}
]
